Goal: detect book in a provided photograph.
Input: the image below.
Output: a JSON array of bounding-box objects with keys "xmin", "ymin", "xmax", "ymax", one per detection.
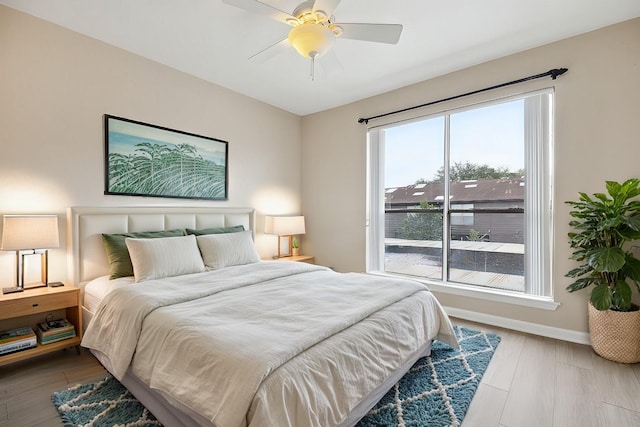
[
  {"xmin": 36, "ymin": 319, "xmax": 75, "ymax": 338},
  {"xmin": 0, "ymin": 335, "xmax": 37, "ymax": 355},
  {"xmin": 38, "ymin": 329, "xmax": 76, "ymax": 345},
  {"xmin": 36, "ymin": 319, "xmax": 76, "ymax": 344},
  {"xmin": 0, "ymin": 326, "xmax": 36, "ymax": 345}
]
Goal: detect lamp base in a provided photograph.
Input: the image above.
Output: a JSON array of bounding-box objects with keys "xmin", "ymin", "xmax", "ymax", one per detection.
[
  {"xmin": 277, "ymin": 235, "xmax": 293, "ymax": 258},
  {"xmin": 2, "ymin": 287, "xmax": 23, "ymax": 294}
]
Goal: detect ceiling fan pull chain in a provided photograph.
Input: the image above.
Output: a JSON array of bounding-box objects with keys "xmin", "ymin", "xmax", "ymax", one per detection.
[{"xmin": 310, "ymin": 51, "xmax": 318, "ymax": 81}]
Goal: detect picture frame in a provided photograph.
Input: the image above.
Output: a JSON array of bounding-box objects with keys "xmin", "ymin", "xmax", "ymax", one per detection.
[{"xmin": 104, "ymin": 115, "xmax": 228, "ymax": 200}]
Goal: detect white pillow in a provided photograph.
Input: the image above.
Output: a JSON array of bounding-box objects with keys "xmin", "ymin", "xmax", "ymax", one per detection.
[
  {"xmin": 196, "ymin": 230, "xmax": 260, "ymax": 269},
  {"xmin": 125, "ymin": 235, "xmax": 205, "ymax": 282}
]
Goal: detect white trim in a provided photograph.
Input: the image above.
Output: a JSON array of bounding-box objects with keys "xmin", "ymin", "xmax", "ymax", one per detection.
[
  {"xmin": 445, "ymin": 306, "xmax": 590, "ymax": 345},
  {"xmin": 427, "ymin": 281, "xmax": 559, "ymax": 310},
  {"xmin": 369, "ymin": 270, "xmax": 559, "ymax": 310},
  {"xmin": 365, "ymin": 132, "xmax": 386, "ymax": 272}
]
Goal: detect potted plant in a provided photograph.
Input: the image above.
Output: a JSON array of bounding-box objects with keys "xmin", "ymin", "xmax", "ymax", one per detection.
[
  {"xmin": 292, "ymin": 236, "xmax": 300, "ymax": 257},
  {"xmin": 565, "ymin": 178, "xmax": 640, "ymax": 363}
]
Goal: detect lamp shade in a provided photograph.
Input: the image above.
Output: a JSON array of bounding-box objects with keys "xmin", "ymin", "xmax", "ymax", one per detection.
[
  {"xmin": 1, "ymin": 215, "xmax": 60, "ymax": 250},
  {"xmin": 264, "ymin": 216, "xmax": 306, "ymax": 235},
  {"xmin": 288, "ymin": 22, "xmax": 335, "ymax": 59}
]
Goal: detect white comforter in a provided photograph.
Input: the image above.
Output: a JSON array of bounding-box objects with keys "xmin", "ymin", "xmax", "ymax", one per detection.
[{"xmin": 82, "ymin": 261, "xmax": 457, "ymax": 427}]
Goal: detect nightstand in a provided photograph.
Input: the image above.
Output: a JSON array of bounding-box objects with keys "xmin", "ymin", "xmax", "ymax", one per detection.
[
  {"xmin": 264, "ymin": 255, "xmax": 315, "ymax": 264},
  {"xmin": 0, "ymin": 284, "xmax": 82, "ymax": 366},
  {"xmin": 288, "ymin": 255, "xmax": 315, "ymax": 264}
]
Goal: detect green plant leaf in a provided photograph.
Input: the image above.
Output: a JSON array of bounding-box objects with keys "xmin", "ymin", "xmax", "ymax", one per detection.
[
  {"xmin": 605, "ymin": 181, "xmax": 622, "ymax": 198},
  {"xmin": 612, "ymin": 280, "xmax": 632, "ymax": 311},
  {"xmin": 569, "ymin": 249, "xmax": 589, "ymax": 261},
  {"xmin": 626, "ymin": 200, "xmax": 640, "ymax": 212},
  {"xmin": 625, "ymin": 214, "xmax": 640, "ymax": 231},
  {"xmin": 565, "ymin": 265, "xmax": 592, "ymax": 278},
  {"xmin": 593, "ymin": 192, "xmax": 611, "ymax": 203},
  {"xmin": 617, "ymin": 227, "xmax": 640, "ymax": 241},
  {"xmin": 587, "ymin": 247, "xmax": 625, "ymax": 272},
  {"xmin": 590, "ymin": 284, "xmax": 613, "ymax": 311},
  {"xmin": 600, "ymin": 217, "xmax": 624, "ymax": 231},
  {"xmin": 622, "ymin": 255, "xmax": 640, "ymax": 282},
  {"xmin": 578, "ymin": 192, "xmax": 593, "ymax": 203},
  {"xmin": 566, "ymin": 278, "xmax": 594, "ymax": 292}
]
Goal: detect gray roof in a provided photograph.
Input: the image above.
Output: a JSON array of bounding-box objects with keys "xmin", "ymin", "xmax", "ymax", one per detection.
[{"xmin": 385, "ymin": 178, "xmax": 525, "ymax": 205}]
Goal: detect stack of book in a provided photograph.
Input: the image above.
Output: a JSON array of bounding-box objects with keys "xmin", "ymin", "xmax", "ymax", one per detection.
[
  {"xmin": 36, "ymin": 319, "xmax": 76, "ymax": 345},
  {"xmin": 0, "ymin": 326, "xmax": 37, "ymax": 355}
]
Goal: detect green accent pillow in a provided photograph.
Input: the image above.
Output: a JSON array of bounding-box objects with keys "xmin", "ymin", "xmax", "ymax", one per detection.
[
  {"xmin": 101, "ymin": 229, "xmax": 185, "ymax": 279},
  {"xmin": 184, "ymin": 225, "xmax": 245, "ymax": 236}
]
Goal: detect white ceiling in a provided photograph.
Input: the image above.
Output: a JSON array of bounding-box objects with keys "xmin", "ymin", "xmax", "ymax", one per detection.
[{"xmin": 2, "ymin": 0, "xmax": 639, "ymax": 116}]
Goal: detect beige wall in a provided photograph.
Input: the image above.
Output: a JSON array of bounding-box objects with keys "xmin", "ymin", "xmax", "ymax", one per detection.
[
  {"xmin": 3, "ymin": 4, "xmax": 639, "ymax": 336},
  {"xmin": 302, "ymin": 18, "xmax": 640, "ymax": 334},
  {"xmin": 0, "ymin": 5, "xmax": 303, "ymax": 284}
]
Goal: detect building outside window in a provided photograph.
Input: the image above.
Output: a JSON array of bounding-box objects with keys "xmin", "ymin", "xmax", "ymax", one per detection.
[
  {"xmin": 367, "ymin": 89, "xmax": 553, "ymax": 299},
  {"xmin": 450, "ymin": 203, "xmax": 474, "ymax": 226}
]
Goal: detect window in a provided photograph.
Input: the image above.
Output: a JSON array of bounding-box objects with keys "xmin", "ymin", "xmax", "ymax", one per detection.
[
  {"xmin": 450, "ymin": 203, "xmax": 474, "ymax": 226},
  {"xmin": 367, "ymin": 90, "xmax": 553, "ymax": 299}
]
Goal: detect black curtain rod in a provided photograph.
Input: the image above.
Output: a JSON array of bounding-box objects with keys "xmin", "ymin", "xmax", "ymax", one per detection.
[{"xmin": 357, "ymin": 67, "xmax": 568, "ymax": 125}]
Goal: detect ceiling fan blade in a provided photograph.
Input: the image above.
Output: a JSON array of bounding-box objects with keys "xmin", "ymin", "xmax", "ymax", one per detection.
[
  {"xmin": 248, "ymin": 38, "xmax": 290, "ymax": 63},
  {"xmin": 312, "ymin": 0, "xmax": 342, "ymax": 16},
  {"xmin": 223, "ymin": 0, "xmax": 296, "ymax": 25},
  {"xmin": 334, "ymin": 23, "xmax": 403, "ymax": 44}
]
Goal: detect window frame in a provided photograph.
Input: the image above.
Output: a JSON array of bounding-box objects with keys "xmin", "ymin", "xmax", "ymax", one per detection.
[{"xmin": 366, "ymin": 88, "xmax": 557, "ymax": 310}]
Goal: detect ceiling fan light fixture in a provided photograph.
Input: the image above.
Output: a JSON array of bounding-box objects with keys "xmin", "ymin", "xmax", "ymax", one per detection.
[
  {"xmin": 286, "ymin": 17, "xmax": 300, "ymax": 26},
  {"xmin": 288, "ymin": 22, "xmax": 335, "ymax": 59}
]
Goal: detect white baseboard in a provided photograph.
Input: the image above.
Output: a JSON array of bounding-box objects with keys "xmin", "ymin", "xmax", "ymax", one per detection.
[{"xmin": 444, "ymin": 306, "xmax": 591, "ymax": 345}]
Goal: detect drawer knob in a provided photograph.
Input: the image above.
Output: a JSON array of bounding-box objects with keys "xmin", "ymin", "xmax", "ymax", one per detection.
[{"xmin": 32, "ymin": 303, "xmax": 38, "ymax": 307}]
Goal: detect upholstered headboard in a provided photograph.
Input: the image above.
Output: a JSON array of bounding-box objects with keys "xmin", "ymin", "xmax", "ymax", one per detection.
[{"xmin": 67, "ymin": 206, "xmax": 255, "ymax": 287}]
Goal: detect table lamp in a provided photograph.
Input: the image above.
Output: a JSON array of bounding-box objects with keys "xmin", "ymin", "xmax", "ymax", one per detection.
[
  {"xmin": 1, "ymin": 214, "xmax": 59, "ymax": 294},
  {"xmin": 264, "ymin": 215, "xmax": 305, "ymax": 258}
]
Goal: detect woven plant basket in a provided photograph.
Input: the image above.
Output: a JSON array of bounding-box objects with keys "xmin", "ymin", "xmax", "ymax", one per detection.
[{"xmin": 588, "ymin": 301, "xmax": 640, "ymax": 364}]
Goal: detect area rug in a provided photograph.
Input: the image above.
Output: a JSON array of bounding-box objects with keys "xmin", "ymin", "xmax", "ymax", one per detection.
[
  {"xmin": 356, "ymin": 326, "xmax": 501, "ymax": 427},
  {"xmin": 52, "ymin": 326, "xmax": 499, "ymax": 427},
  {"xmin": 51, "ymin": 376, "xmax": 160, "ymax": 427}
]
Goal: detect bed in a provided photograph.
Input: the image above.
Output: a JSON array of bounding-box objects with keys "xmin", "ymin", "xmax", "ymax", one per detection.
[{"xmin": 68, "ymin": 206, "xmax": 457, "ymax": 427}]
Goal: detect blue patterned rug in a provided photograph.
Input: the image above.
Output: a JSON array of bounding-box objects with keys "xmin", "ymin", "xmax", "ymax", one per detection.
[
  {"xmin": 52, "ymin": 376, "xmax": 160, "ymax": 427},
  {"xmin": 357, "ymin": 326, "xmax": 501, "ymax": 427},
  {"xmin": 52, "ymin": 326, "xmax": 499, "ymax": 427}
]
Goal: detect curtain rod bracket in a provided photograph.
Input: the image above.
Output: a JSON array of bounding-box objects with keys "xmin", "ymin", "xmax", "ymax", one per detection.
[
  {"xmin": 357, "ymin": 67, "xmax": 568, "ymax": 125},
  {"xmin": 550, "ymin": 68, "xmax": 568, "ymax": 79}
]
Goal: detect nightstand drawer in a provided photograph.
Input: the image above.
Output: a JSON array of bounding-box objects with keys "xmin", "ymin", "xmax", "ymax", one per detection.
[{"xmin": 0, "ymin": 291, "xmax": 77, "ymax": 320}]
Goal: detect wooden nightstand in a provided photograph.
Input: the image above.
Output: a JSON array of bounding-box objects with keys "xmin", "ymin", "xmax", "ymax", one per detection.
[
  {"xmin": 264, "ymin": 255, "xmax": 315, "ymax": 264},
  {"xmin": 287, "ymin": 255, "xmax": 315, "ymax": 264},
  {"xmin": 0, "ymin": 284, "xmax": 82, "ymax": 366}
]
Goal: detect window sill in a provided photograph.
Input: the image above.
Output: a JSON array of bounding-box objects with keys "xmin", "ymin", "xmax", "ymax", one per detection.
[{"xmin": 368, "ymin": 271, "xmax": 559, "ymax": 311}]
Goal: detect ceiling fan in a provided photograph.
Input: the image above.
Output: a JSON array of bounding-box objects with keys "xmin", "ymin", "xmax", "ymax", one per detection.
[{"xmin": 223, "ymin": 0, "xmax": 403, "ymax": 79}]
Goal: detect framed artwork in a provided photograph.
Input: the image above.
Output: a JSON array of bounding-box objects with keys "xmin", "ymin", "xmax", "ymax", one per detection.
[{"xmin": 104, "ymin": 115, "xmax": 228, "ymax": 200}]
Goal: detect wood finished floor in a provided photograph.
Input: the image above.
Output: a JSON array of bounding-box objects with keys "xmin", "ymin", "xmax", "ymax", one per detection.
[{"xmin": 1, "ymin": 318, "xmax": 640, "ymax": 427}]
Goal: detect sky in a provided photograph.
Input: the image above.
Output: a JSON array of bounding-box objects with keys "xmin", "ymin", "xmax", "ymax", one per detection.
[{"xmin": 384, "ymin": 98, "xmax": 525, "ymax": 188}]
